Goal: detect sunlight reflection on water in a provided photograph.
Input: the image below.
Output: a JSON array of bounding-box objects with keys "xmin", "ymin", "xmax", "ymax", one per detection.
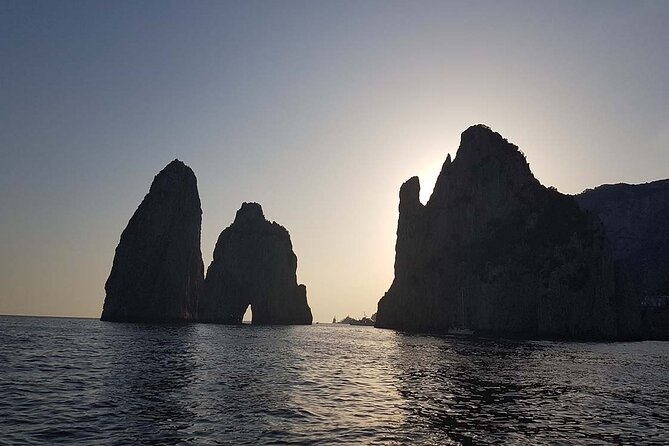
[{"xmin": 0, "ymin": 316, "xmax": 667, "ymax": 445}]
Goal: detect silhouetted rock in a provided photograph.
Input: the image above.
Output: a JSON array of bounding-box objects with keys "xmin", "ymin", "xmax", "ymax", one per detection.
[
  {"xmin": 101, "ymin": 159, "xmax": 204, "ymax": 322},
  {"xmin": 199, "ymin": 202, "xmax": 312, "ymax": 325},
  {"xmin": 376, "ymin": 125, "xmax": 640, "ymax": 340},
  {"xmin": 576, "ymin": 180, "xmax": 669, "ymax": 297},
  {"xmin": 577, "ymin": 179, "xmax": 669, "ymax": 339},
  {"xmin": 337, "ymin": 315, "xmax": 374, "ymax": 325},
  {"xmin": 338, "ymin": 316, "xmax": 358, "ymax": 324}
]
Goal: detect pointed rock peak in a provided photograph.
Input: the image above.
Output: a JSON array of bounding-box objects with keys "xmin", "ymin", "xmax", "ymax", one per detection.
[
  {"xmin": 149, "ymin": 159, "xmax": 198, "ymax": 195},
  {"xmin": 428, "ymin": 125, "xmax": 535, "ymax": 207},
  {"xmin": 234, "ymin": 202, "xmax": 266, "ymax": 225},
  {"xmin": 464, "ymin": 123, "xmax": 493, "ymax": 133},
  {"xmin": 161, "ymin": 158, "xmax": 191, "ymax": 174},
  {"xmin": 454, "ymin": 124, "xmax": 528, "ymax": 171},
  {"xmin": 399, "ymin": 176, "xmax": 423, "ymax": 212},
  {"xmin": 460, "ymin": 124, "xmax": 505, "ymax": 149},
  {"xmin": 400, "ymin": 177, "xmax": 421, "ymax": 201}
]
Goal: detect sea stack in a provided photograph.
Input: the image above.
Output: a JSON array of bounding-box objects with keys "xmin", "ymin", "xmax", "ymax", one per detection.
[
  {"xmin": 199, "ymin": 202, "xmax": 312, "ymax": 325},
  {"xmin": 101, "ymin": 159, "xmax": 204, "ymax": 322},
  {"xmin": 376, "ymin": 125, "xmax": 639, "ymax": 340}
]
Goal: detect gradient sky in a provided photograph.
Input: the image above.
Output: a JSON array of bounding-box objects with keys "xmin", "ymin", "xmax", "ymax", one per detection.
[{"xmin": 1, "ymin": 1, "xmax": 668, "ymax": 321}]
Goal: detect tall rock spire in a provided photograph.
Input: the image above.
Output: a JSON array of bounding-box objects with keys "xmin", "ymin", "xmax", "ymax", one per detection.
[{"xmin": 101, "ymin": 159, "xmax": 204, "ymax": 322}]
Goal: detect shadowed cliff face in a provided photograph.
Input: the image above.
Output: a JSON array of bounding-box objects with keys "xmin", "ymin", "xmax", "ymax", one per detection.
[
  {"xmin": 101, "ymin": 159, "xmax": 204, "ymax": 322},
  {"xmin": 576, "ymin": 180, "xmax": 669, "ymax": 339},
  {"xmin": 199, "ymin": 202, "xmax": 312, "ymax": 325},
  {"xmin": 376, "ymin": 125, "xmax": 640, "ymax": 340},
  {"xmin": 576, "ymin": 179, "xmax": 669, "ymax": 297}
]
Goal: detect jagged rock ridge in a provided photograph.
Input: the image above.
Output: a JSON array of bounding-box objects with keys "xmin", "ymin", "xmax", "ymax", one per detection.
[
  {"xmin": 199, "ymin": 202, "xmax": 312, "ymax": 325},
  {"xmin": 101, "ymin": 159, "xmax": 204, "ymax": 322},
  {"xmin": 376, "ymin": 125, "xmax": 641, "ymax": 340}
]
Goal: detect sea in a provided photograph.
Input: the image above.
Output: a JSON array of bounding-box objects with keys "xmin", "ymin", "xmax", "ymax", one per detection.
[{"xmin": 1, "ymin": 316, "xmax": 668, "ymax": 445}]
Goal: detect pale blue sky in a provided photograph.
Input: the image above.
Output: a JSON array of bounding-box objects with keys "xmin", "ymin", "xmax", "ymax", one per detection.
[{"xmin": 1, "ymin": 1, "xmax": 668, "ymax": 321}]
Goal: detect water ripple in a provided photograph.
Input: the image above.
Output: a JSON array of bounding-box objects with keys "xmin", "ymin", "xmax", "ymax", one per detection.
[{"xmin": 0, "ymin": 316, "xmax": 668, "ymax": 445}]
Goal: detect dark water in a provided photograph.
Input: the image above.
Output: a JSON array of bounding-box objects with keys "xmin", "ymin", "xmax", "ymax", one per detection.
[{"xmin": 1, "ymin": 316, "xmax": 668, "ymax": 445}]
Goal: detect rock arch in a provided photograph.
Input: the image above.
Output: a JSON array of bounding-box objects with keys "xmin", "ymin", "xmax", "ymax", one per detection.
[{"xmin": 198, "ymin": 202, "xmax": 312, "ymax": 325}]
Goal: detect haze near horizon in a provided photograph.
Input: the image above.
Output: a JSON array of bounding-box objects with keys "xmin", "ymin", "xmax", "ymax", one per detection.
[{"xmin": 1, "ymin": 1, "xmax": 668, "ymax": 321}]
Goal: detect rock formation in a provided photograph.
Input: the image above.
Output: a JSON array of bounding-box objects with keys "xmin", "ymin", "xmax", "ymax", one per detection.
[
  {"xmin": 198, "ymin": 202, "xmax": 312, "ymax": 325},
  {"xmin": 101, "ymin": 159, "xmax": 204, "ymax": 322},
  {"xmin": 576, "ymin": 179, "xmax": 669, "ymax": 298},
  {"xmin": 576, "ymin": 179, "xmax": 669, "ymax": 339},
  {"xmin": 376, "ymin": 125, "xmax": 641, "ymax": 340}
]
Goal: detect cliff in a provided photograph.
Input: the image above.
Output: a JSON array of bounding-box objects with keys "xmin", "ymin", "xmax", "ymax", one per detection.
[
  {"xmin": 576, "ymin": 179, "xmax": 669, "ymax": 339},
  {"xmin": 198, "ymin": 202, "xmax": 312, "ymax": 325},
  {"xmin": 101, "ymin": 159, "xmax": 204, "ymax": 322},
  {"xmin": 376, "ymin": 125, "xmax": 640, "ymax": 340}
]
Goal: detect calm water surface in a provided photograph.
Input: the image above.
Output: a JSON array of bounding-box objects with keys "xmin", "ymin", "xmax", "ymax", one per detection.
[{"xmin": 1, "ymin": 316, "xmax": 668, "ymax": 445}]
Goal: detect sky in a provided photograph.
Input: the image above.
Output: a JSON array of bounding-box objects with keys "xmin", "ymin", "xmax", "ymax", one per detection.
[{"xmin": 1, "ymin": 0, "xmax": 668, "ymax": 322}]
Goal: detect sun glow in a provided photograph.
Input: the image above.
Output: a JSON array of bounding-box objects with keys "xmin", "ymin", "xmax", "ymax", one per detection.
[{"xmin": 417, "ymin": 156, "xmax": 447, "ymax": 204}]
